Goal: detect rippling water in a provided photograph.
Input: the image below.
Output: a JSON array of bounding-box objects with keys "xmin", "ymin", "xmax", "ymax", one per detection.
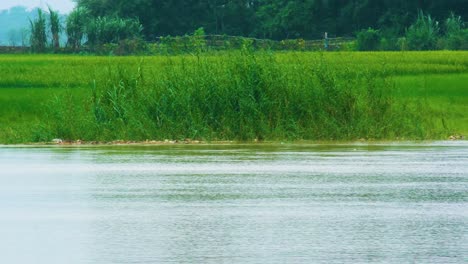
[{"xmin": 0, "ymin": 142, "xmax": 467, "ymax": 263}]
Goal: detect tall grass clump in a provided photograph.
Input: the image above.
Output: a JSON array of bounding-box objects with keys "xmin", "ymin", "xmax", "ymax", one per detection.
[
  {"xmin": 66, "ymin": 7, "xmax": 89, "ymax": 51},
  {"xmin": 42, "ymin": 50, "xmax": 438, "ymax": 142},
  {"xmin": 356, "ymin": 28, "xmax": 381, "ymax": 51},
  {"xmin": 443, "ymin": 13, "xmax": 468, "ymax": 50},
  {"xmin": 48, "ymin": 6, "xmax": 61, "ymax": 52},
  {"xmin": 406, "ymin": 11, "xmax": 440, "ymax": 50},
  {"xmin": 29, "ymin": 9, "xmax": 47, "ymax": 53}
]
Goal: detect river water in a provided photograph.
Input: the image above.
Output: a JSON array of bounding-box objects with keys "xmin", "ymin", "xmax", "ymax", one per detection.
[{"xmin": 0, "ymin": 142, "xmax": 467, "ymax": 263}]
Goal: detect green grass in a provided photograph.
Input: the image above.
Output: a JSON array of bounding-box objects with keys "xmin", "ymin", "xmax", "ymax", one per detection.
[
  {"xmin": 0, "ymin": 51, "xmax": 466, "ymax": 143},
  {"xmin": 394, "ymin": 73, "xmax": 468, "ymax": 135}
]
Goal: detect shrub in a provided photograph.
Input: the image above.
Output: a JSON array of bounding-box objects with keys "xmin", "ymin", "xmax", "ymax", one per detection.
[
  {"xmin": 48, "ymin": 6, "xmax": 61, "ymax": 51},
  {"xmin": 448, "ymin": 29, "xmax": 468, "ymax": 50},
  {"xmin": 397, "ymin": 37, "xmax": 408, "ymax": 51},
  {"xmin": 116, "ymin": 39, "xmax": 148, "ymax": 55},
  {"xmin": 378, "ymin": 30, "xmax": 400, "ymax": 51},
  {"xmin": 445, "ymin": 13, "xmax": 463, "ymax": 36},
  {"xmin": 29, "ymin": 9, "xmax": 47, "ymax": 52},
  {"xmin": 406, "ymin": 11, "xmax": 439, "ymax": 50},
  {"xmin": 66, "ymin": 7, "xmax": 89, "ymax": 51},
  {"xmin": 444, "ymin": 13, "xmax": 467, "ymax": 50},
  {"xmin": 190, "ymin": 27, "xmax": 207, "ymax": 53},
  {"xmin": 86, "ymin": 16, "xmax": 143, "ymax": 49},
  {"xmin": 356, "ymin": 28, "xmax": 381, "ymax": 51},
  {"xmin": 339, "ymin": 41, "xmax": 357, "ymax": 51}
]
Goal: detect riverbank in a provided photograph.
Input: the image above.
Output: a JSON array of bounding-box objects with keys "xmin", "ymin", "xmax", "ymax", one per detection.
[
  {"xmin": 0, "ymin": 51, "xmax": 467, "ymax": 144},
  {"xmin": 8, "ymin": 136, "xmax": 464, "ymax": 148}
]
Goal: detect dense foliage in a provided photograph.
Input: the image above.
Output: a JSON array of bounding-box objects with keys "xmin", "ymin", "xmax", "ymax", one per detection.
[
  {"xmin": 1, "ymin": 51, "xmax": 467, "ymax": 143},
  {"xmin": 29, "ymin": 9, "xmax": 47, "ymax": 52},
  {"xmin": 18, "ymin": 1, "xmax": 468, "ymax": 53},
  {"xmin": 406, "ymin": 11, "xmax": 440, "ymax": 50},
  {"xmin": 356, "ymin": 28, "xmax": 381, "ymax": 51},
  {"xmin": 74, "ymin": 0, "xmax": 467, "ymax": 40},
  {"xmin": 48, "ymin": 6, "xmax": 61, "ymax": 51}
]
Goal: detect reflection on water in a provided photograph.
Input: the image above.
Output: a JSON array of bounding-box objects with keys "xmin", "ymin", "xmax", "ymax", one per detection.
[{"xmin": 0, "ymin": 142, "xmax": 467, "ymax": 263}]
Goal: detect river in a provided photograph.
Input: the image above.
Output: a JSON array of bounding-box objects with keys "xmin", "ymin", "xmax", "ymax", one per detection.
[{"xmin": 0, "ymin": 142, "xmax": 467, "ymax": 263}]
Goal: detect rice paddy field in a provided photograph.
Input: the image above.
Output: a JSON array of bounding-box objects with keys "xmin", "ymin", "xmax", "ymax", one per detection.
[{"xmin": 0, "ymin": 51, "xmax": 467, "ymax": 143}]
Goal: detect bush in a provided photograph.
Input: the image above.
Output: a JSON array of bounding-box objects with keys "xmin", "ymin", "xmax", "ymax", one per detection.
[
  {"xmin": 29, "ymin": 9, "xmax": 47, "ymax": 52},
  {"xmin": 445, "ymin": 29, "xmax": 468, "ymax": 50},
  {"xmin": 378, "ymin": 30, "xmax": 400, "ymax": 51},
  {"xmin": 116, "ymin": 39, "xmax": 148, "ymax": 55},
  {"xmin": 445, "ymin": 13, "xmax": 463, "ymax": 36},
  {"xmin": 339, "ymin": 41, "xmax": 357, "ymax": 51},
  {"xmin": 444, "ymin": 13, "xmax": 467, "ymax": 50},
  {"xmin": 397, "ymin": 37, "xmax": 408, "ymax": 51},
  {"xmin": 356, "ymin": 28, "xmax": 381, "ymax": 51},
  {"xmin": 190, "ymin": 27, "xmax": 207, "ymax": 53},
  {"xmin": 280, "ymin": 39, "xmax": 306, "ymax": 50},
  {"xmin": 66, "ymin": 7, "xmax": 89, "ymax": 51},
  {"xmin": 406, "ymin": 11, "xmax": 439, "ymax": 50},
  {"xmin": 86, "ymin": 16, "xmax": 143, "ymax": 49}
]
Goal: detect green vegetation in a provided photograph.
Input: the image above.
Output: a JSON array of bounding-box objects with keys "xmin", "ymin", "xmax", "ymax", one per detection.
[
  {"xmin": 25, "ymin": 7, "xmax": 468, "ymax": 54},
  {"xmin": 394, "ymin": 74, "xmax": 468, "ymax": 135},
  {"xmin": 0, "ymin": 51, "xmax": 466, "ymax": 144},
  {"xmin": 444, "ymin": 13, "xmax": 468, "ymax": 50},
  {"xmin": 75, "ymin": 0, "xmax": 467, "ymax": 41},
  {"xmin": 86, "ymin": 17, "xmax": 142, "ymax": 48},
  {"xmin": 65, "ymin": 7, "xmax": 88, "ymax": 51},
  {"xmin": 48, "ymin": 6, "xmax": 61, "ymax": 52},
  {"xmin": 2, "ymin": 1, "xmax": 466, "ymax": 54},
  {"xmin": 357, "ymin": 28, "xmax": 381, "ymax": 51},
  {"xmin": 29, "ymin": 9, "xmax": 47, "ymax": 53},
  {"xmin": 406, "ymin": 11, "xmax": 440, "ymax": 51}
]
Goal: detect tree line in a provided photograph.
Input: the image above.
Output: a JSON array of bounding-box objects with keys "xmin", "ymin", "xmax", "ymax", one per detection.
[
  {"xmin": 27, "ymin": 0, "xmax": 467, "ymax": 53},
  {"xmin": 74, "ymin": 0, "xmax": 467, "ymax": 39}
]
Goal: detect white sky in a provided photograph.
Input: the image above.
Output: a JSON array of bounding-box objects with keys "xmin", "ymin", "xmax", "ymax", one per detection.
[{"xmin": 0, "ymin": 0, "xmax": 75, "ymax": 13}]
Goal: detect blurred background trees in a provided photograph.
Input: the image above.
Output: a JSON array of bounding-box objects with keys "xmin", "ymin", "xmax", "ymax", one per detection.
[
  {"xmin": 3, "ymin": 0, "xmax": 465, "ymax": 52},
  {"xmin": 73, "ymin": 0, "xmax": 467, "ymax": 40}
]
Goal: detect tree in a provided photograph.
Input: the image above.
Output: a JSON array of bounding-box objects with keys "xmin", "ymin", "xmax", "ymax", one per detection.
[
  {"xmin": 30, "ymin": 9, "xmax": 47, "ymax": 52},
  {"xmin": 66, "ymin": 7, "xmax": 88, "ymax": 50},
  {"xmin": 444, "ymin": 13, "xmax": 467, "ymax": 50},
  {"xmin": 72, "ymin": 0, "xmax": 468, "ymax": 41},
  {"xmin": 87, "ymin": 16, "xmax": 143, "ymax": 47},
  {"xmin": 406, "ymin": 11, "xmax": 440, "ymax": 50},
  {"xmin": 48, "ymin": 6, "xmax": 61, "ymax": 51},
  {"xmin": 356, "ymin": 28, "xmax": 381, "ymax": 51}
]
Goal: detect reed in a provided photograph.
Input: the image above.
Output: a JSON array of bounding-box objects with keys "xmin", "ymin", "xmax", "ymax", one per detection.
[
  {"xmin": 42, "ymin": 51, "xmax": 443, "ymax": 142},
  {"xmin": 0, "ymin": 51, "xmax": 466, "ymax": 143}
]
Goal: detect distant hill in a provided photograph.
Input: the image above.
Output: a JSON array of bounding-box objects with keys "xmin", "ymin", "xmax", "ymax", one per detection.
[{"xmin": 0, "ymin": 6, "xmax": 67, "ymax": 46}]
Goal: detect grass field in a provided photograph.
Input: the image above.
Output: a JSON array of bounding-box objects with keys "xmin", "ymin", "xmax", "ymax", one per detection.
[{"xmin": 0, "ymin": 51, "xmax": 466, "ymax": 143}]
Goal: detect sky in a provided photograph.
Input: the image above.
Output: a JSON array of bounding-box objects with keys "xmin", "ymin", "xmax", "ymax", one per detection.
[{"xmin": 0, "ymin": 0, "xmax": 75, "ymax": 13}]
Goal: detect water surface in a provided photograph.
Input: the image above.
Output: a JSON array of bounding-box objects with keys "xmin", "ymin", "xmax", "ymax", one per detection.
[{"xmin": 0, "ymin": 142, "xmax": 467, "ymax": 263}]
